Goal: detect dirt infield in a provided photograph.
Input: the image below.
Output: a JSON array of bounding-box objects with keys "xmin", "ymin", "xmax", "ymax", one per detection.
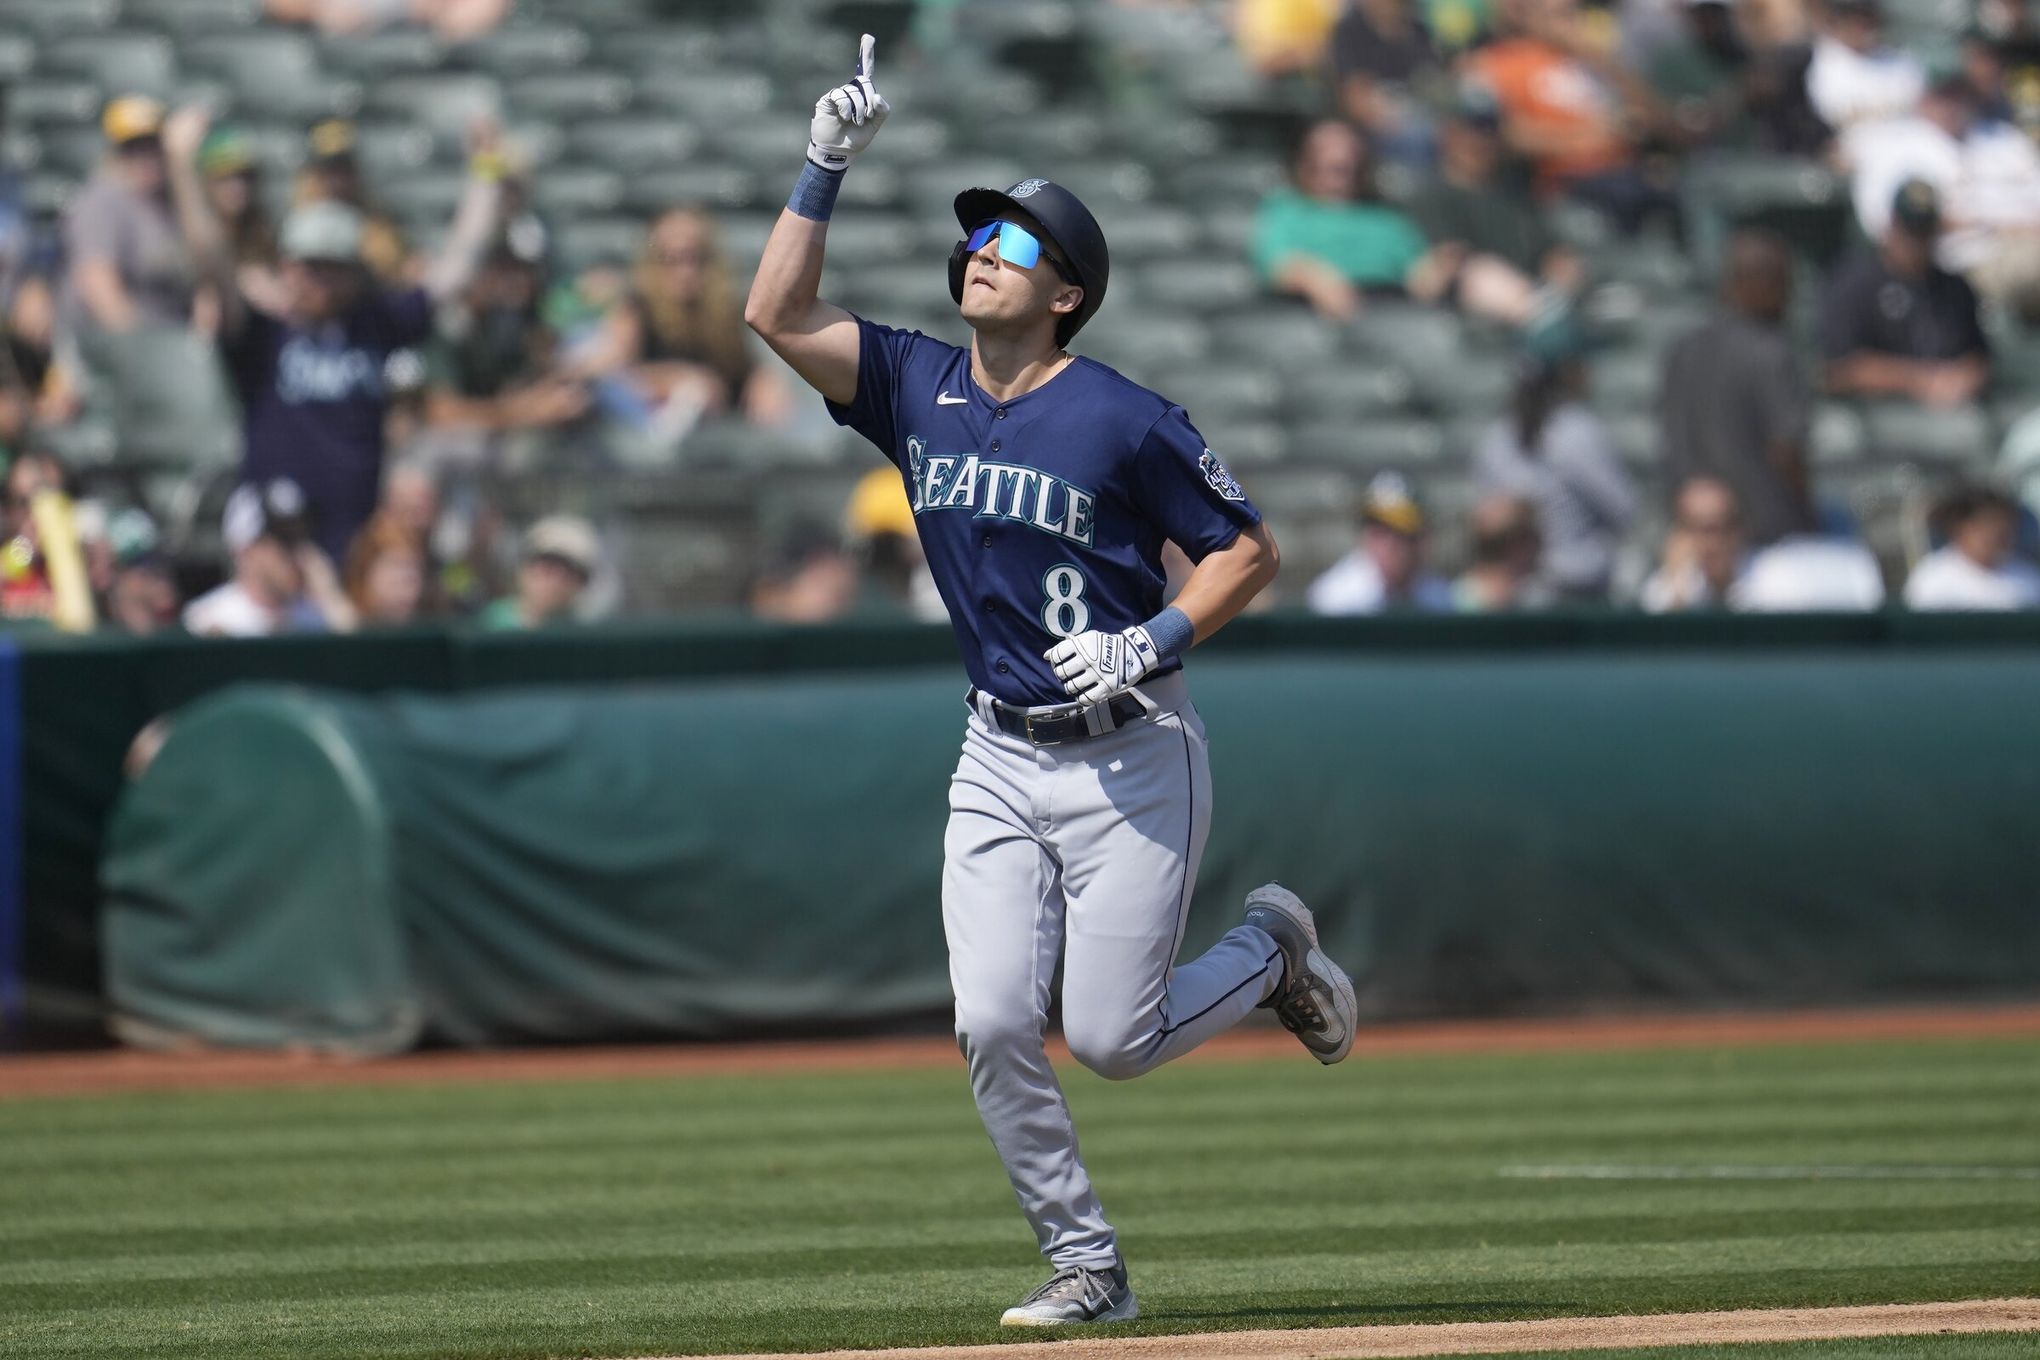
[
  {"xmin": 6, "ymin": 1002, "xmax": 2040, "ymax": 1099},
  {"xmin": 653, "ymin": 1299, "xmax": 2040, "ymax": 1360}
]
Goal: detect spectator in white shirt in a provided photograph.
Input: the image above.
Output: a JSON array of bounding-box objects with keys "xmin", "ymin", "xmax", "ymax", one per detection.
[
  {"xmin": 1805, "ymin": 0, "xmax": 1924, "ymax": 134},
  {"xmin": 182, "ymin": 480, "xmax": 352, "ymax": 637},
  {"xmin": 1904, "ymin": 484, "xmax": 2040, "ymax": 610},
  {"xmin": 1847, "ymin": 73, "xmax": 2040, "ymax": 320},
  {"xmin": 1734, "ymin": 533, "xmax": 1886, "ymax": 610},
  {"xmin": 1307, "ymin": 471, "xmax": 1454, "ymax": 614},
  {"xmin": 1640, "ymin": 476, "xmax": 1749, "ymax": 611}
]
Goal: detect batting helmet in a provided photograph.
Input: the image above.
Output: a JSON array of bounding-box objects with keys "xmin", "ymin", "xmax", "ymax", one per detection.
[{"xmin": 949, "ymin": 178, "xmax": 1110, "ymax": 345}]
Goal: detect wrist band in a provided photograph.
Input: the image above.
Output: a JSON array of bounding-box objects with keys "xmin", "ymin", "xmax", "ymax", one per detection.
[
  {"xmin": 789, "ymin": 159, "xmax": 844, "ymax": 221},
  {"xmin": 1140, "ymin": 606, "xmax": 1195, "ymax": 665},
  {"xmin": 468, "ymin": 151, "xmax": 509, "ymax": 183}
]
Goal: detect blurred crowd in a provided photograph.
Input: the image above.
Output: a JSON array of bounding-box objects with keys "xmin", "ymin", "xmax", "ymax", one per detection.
[
  {"xmin": 1238, "ymin": 0, "xmax": 2040, "ymax": 613},
  {"xmin": 2, "ymin": 0, "xmax": 2040, "ymax": 641}
]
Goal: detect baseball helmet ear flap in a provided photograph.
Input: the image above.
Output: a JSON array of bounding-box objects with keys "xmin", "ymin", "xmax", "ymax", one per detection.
[{"xmin": 947, "ymin": 237, "xmax": 971, "ymax": 307}]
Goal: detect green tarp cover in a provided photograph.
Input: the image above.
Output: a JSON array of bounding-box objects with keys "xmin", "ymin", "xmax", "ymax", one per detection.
[{"xmin": 100, "ymin": 647, "xmax": 2040, "ymax": 1052}]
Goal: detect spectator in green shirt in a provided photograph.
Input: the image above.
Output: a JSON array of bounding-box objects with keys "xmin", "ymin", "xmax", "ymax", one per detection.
[{"xmin": 1252, "ymin": 118, "xmax": 1459, "ymax": 322}]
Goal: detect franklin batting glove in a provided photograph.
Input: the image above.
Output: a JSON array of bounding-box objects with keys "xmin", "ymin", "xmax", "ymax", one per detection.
[
  {"xmin": 808, "ymin": 33, "xmax": 890, "ymax": 172},
  {"xmin": 1045, "ymin": 626, "xmax": 1162, "ymax": 707}
]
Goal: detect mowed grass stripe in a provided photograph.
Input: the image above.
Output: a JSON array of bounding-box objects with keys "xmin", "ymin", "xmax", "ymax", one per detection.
[
  {"xmin": 14, "ymin": 1178, "xmax": 2036, "ymax": 1260},
  {"xmin": 0, "ymin": 1035, "xmax": 2033, "ymax": 1358}
]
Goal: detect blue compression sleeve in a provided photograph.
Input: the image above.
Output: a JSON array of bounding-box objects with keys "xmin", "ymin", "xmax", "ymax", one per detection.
[
  {"xmin": 1141, "ymin": 606, "xmax": 1195, "ymax": 664},
  {"xmin": 788, "ymin": 161, "xmax": 844, "ymax": 221}
]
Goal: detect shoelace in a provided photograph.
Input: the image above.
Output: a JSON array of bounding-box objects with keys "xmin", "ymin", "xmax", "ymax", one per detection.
[
  {"xmin": 1022, "ymin": 1264, "xmax": 1117, "ymax": 1311},
  {"xmin": 1276, "ymin": 971, "xmax": 1326, "ymax": 1034}
]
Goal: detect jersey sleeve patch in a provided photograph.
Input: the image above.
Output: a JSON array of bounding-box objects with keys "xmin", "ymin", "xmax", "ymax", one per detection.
[{"xmin": 1199, "ymin": 448, "xmax": 1247, "ymax": 502}]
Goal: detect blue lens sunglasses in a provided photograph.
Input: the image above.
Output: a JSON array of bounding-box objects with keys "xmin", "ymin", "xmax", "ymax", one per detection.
[{"xmin": 964, "ymin": 220, "xmax": 1077, "ymax": 283}]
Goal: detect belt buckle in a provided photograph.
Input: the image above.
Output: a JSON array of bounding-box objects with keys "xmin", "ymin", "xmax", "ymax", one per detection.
[{"xmin": 1024, "ymin": 707, "xmax": 1076, "ymax": 746}]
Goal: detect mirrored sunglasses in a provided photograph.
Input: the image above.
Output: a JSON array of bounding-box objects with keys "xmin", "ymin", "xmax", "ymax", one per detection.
[{"xmin": 964, "ymin": 220, "xmax": 1074, "ymax": 281}]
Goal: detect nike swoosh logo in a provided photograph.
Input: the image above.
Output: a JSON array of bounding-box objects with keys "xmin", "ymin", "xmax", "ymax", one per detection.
[{"xmin": 937, "ymin": 392, "xmax": 968, "ymax": 405}]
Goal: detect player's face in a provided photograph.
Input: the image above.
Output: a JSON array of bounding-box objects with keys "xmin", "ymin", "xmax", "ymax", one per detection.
[{"xmin": 957, "ymin": 212, "xmax": 1083, "ymax": 340}]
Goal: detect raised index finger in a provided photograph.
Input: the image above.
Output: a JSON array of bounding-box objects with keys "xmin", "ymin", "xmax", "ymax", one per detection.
[{"xmin": 857, "ymin": 32, "xmax": 875, "ymax": 81}]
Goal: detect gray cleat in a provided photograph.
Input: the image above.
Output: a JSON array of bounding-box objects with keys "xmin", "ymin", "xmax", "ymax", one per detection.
[
  {"xmin": 999, "ymin": 1260, "xmax": 1139, "ymax": 1327},
  {"xmin": 1246, "ymin": 882, "xmax": 1358, "ymax": 1064}
]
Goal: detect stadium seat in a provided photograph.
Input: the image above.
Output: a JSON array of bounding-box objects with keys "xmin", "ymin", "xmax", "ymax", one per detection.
[
  {"xmin": 625, "ymin": 164, "xmax": 766, "ymax": 214},
  {"xmin": 1809, "ymin": 402, "xmax": 1867, "ymax": 465},
  {"xmin": 637, "ymin": 71, "xmax": 773, "ymax": 123},
  {"xmin": 5, "ymin": 79, "xmax": 103, "ymax": 129},
  {"xmin": 555, "ymin": 215, "xmax": 645, "ymax": 272},
  {"xmin": 509, "ymin": 72, "xmax": 635, "ymax": 122},
  {"xmin": 530, "ymin": 167, "xmax": 626, "ymax": 219},
  {"xmin": 452, "ymin": 23, "xmax": 591, "ymax": 76},
  {"xmin": 1195, "ymin": 421, "xmax": 1289, "ymax": 466},
  {"xmin": 1589, "ymin": 347, "xmax": 1661, "ymax": 414},
  {"xmin": 1212, "ymin": 304, "xmax": 1339, "ymax": 365},
  {"xmin": 1129, "ymin": 257, "xmax": 1260, "ymax": 312},
  {"xmin": 1862, "ymin": 401, "xmax": 1996, "ymax": 466},
  {"xmin": 1285, "ymin": 362, "xmax": 1416, "ymax": 421},
  {"xmin": 0, "ymin": 0, "xmax": 120, "ymax": 41},
  {"xmin": 1292, "ymin": 417, "xmax": 1448, "ymax": 469},
  {"xmin": 1167, "ymin": 365, "xmax": 1283, "ymax": 424},
  {"xmin": 565, "ymin": 117, "xmax": 702, "ymax": 173},
  {"xmin": 47, "ymin": 34, "xmax": 178, "ymax": 99},
  {"xmin": 315, "ymin": 29, "xmax": 445, "ymax": 79},
  {"xmin": 124, "ymin": 0, "xmax": 262, "ymax": 33},
  {"xmin": 367, "ymin": 74, "xmax": 504, "ymax": 141}
]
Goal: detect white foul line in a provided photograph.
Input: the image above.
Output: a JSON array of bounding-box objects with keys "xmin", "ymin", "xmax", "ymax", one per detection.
[{"xmin": 1500, "ymin": 1164, "xmax": 2040, "ymax": 1181}]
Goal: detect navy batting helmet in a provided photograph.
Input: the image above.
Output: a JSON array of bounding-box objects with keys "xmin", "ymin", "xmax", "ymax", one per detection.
[{"xmin": 949, "ymin": 178, "xmax": 1109, "ymax": 346}]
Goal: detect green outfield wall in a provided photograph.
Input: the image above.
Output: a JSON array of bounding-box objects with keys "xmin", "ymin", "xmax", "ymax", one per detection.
[{"xmin": 11, "ymin": 613, "xmax": 2040, "ymax": 1046}]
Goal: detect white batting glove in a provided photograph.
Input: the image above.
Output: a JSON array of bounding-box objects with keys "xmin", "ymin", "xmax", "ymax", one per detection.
[
  {"xmin": 1045, "ymin": 626, "xmax": 1162, "ymax": 707},
  {"xmin": 808, "ymin": 33, "xmax": 889, "ymax": 171}
]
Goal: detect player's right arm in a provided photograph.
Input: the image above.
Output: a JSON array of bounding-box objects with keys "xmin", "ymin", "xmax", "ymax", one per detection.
[{"xmin": 744, "ymin": 34, "xmax": 888, "ymax": 409}]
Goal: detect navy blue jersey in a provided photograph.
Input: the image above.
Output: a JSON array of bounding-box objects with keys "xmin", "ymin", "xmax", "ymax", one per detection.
[{"xmin": 828, "ymin": 316, "xmax": 1262, "ymax": 706}]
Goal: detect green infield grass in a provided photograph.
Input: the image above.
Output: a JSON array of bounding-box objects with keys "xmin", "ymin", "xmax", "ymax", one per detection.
[{"xmin": 2, "ymin": 1033, "xmax": 2035, "ymax": 1359}]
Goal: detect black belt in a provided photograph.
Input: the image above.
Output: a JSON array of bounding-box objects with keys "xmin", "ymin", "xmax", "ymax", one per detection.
[{"xmin": 969, "ymin": 689, "xmax": 1151, "ymax": 746}]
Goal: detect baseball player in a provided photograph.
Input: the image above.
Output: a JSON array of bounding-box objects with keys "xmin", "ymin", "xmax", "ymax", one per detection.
[{"xmin": 746, "ymin": 36, "xmax": 1360, "ymax": 1327}]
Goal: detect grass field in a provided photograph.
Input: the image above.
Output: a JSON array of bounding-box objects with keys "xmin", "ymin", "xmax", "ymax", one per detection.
[{"xmin": 2, "ymin": 1032, "xmax": 2036, "ymax": 1360}]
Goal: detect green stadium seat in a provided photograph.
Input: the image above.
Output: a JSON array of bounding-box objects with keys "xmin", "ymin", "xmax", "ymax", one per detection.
[
  {"xmin": 0, "ymin": 33, "xmax": 32, "ymax": 81},
  {"xmin": 1603, "ymin": 412, "xmax": 1659, "ymax": 467},
  {"xmin": 47, "ymin": 34, "xmax": 177, "ymax": 98},
  {"xmin": 1195, "ymin": 421, "xmax": 1289, "ymax": 466},
  {"xmin": 1589, "ymin": 347, "xmax": 1660, "ymax": 414},
  {"xmin": 1293, "ymin": 417, "xmax": 1448, "ymax": 469},
  {"xmin": 368, "ymin": 74, "xmax": 504, "ymax": 140},
  {"xmin": 6, "ymin": 79, "xmax": 102, "ymax": 128},
  {"xmin": 316, "ymin": 29, "xmax": 445, "ymax": 79},
  {"xmin": 345, "ymin": 121, "xmax": 439, "ymax": 179},
  {"xmin": 1861, "ymin": 401, "xmax": 1995, "ymax": 465},
  {"xmin": 1212, "ymin": 304, "xmax": 1339, "ymax": 365},
  {"xmin": 1128, "ymin": 257, "xmax": 1259, "ymax": 312},
  {"xmin": 638, "ymin": 71, "xmax": 773, "ymax": 123},
  {"xmin": 1167, "ymin": 365, "xmax": 1283, "ymax": 423},
  {"xmin": 1809, "ymin": 402, "xmax": 1866, "ymax": 465},
  {"xmin": 37, "ymin": 126, "xmax": 106, "ymax": 177},
  {"xmin": 624, "ymin": 164, "xmax": 766, "ymax": 214},
  {"xmin": 531, "ymin": 167, "xmax": 627, "ymax": 219},
  {"xmin": 1285, "ymin": 362, "xmax": 1416, "ymax": 421},
  {"xmin": 566, "ymin": 117, "xmax": 703, "ymax": 173},
  {"xmin": 0, "ymin": 0, "xmax": 119, "ymax": 41},
  {"xmin": 555, "ymin": 215, "xmax": 645, "ymax": 272},
  {"xmin": 452, "ymin": 23, "xmax": 592, "ymax": 76},
  {"xmin": 509, "ymin": 72, "xmax": 635, "ymax": 122},
  {"xmin": 815, "ymin": 214, "xmax": 927, "ymax": 268},
  {"xmin": 125, "ymin": 0, "xmax": 262, "ymax": 33},
  {"xmin": 1080, "ymin": 310, "xmax": 1213, "ymax": 373}
]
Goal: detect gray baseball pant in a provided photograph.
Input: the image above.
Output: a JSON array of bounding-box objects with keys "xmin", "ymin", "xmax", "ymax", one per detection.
[{"xmin": 943, "ymin": 672, "xmax": 1284, "ymax": 1270}]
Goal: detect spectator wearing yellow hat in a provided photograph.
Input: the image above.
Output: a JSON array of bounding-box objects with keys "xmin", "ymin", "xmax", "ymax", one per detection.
[
  {"xmin": 844, "ymin": 465, "xmax": 943, "ymax": 621},
  {"xmin": 1306, "ymin": 471, "xmax": 1454, "ymax": 613},
  {"xmin": 293, "ymin": 118, "xmax": 409, "ymax": 285},
  {"xmin": 62, "ymin": 96, "xmax": 194, "ymax": 338}
]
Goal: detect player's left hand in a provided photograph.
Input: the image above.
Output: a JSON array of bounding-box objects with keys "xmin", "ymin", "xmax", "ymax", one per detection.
[{"xmin": 1045, "ymin": 626, "xmax": 1162, "ymax": 707}]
